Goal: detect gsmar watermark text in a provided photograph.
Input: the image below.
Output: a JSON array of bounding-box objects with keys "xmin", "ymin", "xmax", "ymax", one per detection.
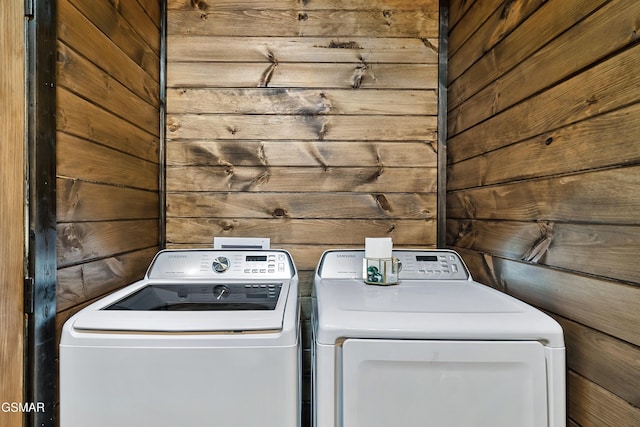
[{"xmin": 2, "ymin": 402, "xmax": 45, "ymax": 413}]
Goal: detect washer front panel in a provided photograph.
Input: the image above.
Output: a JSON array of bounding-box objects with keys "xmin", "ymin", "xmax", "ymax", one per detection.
[{"xmin": 147, "ymin": 250, "xmax": 295, "ymax": 280}]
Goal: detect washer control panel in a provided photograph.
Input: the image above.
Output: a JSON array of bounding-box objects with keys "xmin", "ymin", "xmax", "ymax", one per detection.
[
  {"xmin": 318, "ymin": 250, "xmax": 469, "ymax": 280},
  {"xmin": 147, "ymin": 250, "xmax": 295, "ymax": 280}
]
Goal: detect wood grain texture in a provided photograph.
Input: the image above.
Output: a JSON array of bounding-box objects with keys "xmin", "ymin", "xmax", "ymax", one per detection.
[
  {"xmin": 57, "ymin": 42, "xmax": 159, "ymax": 135},
  {"xmin": 56, "ymin": 247, "xmax": 158, "ymax": 312},
  {"xmin": 447, "ymin": 166, "xmax": 640, "ymax": 224},
  {"xmin": 448, "ymin": 102, "xmax": 640, "ymax": 189},
  {"xmin": 450, "ymin": 0, "xmax": 640, "ymax": 134},
  {"xmin": 168, "ymin": 0, "xmax": 439, "ymax": 11},
  {"xmin": 57, "ymin": 179, "xmax": 159, "ymax": 222},
  {"xmin": 168, "ymin": 10, "xmax": 439, "ymax": 37},
  {"xmin": 166, "ymin": 218, "xmax": 436, "ymax": 245},
  {"xmin": 448, "ymin": 0, "xmax": 608, "ymax": 109},
  {"xmin": 449, "ymin": 43, "xmax": 640, "ymax": 160},
  {"xmin": 67, "ymin": 0, "xmax": 160, "ymax": 80},
  {"xmin": 57, "ymin": 133, "xmax": 158, "ymax": 191},
  {"xmin": 58, "ymin": 0, "xmax": 160, "ymax": 104},
  {"xmin": 554, "ymin": 315, "xmax": 640, "ymax": 407},
  {"xmin": 167, "ymin": 192, "xmax": 436, "ymax": 219},
  {"xmin": 167, "ymin": 114, "xmax": 437, "ymax": 141},
  {"xmin": 168, "ymin": 36, "xmax": 438, "ymax": 64},
  {"xmin": 167, "ymin": 166, "xmax": 436, "ymax": 193},
  {"xmin": 448, "ymin": 0, "xmax": 544, "ymax": 84},
  {"xmin": 167, "ymin": 88, "xmax": 438, "ymax": 116},
  {"xmin": 0, "ymin": 0, "xmax": 24, "ymax": 419},
  {"xmin": 57, "ymin": 220, "xmax": 159, "ymax": 267},
  {"xmin": 568, "ymin": 372, "xmax": 640, "ymax": 427},
  {"xmin": 168, "ymin": 62, "xmax": 437, "ymax": 89},
  {"xmin": 448, "ymin": 219, "xmax": 640, "ymax": 284},
  {"xmin": 57, "ymin": 89, "xmax": 160, "ymax": 163},
  {"xmin": 166, "ymin": 140, "xmax": 437, "ymax": 167}
]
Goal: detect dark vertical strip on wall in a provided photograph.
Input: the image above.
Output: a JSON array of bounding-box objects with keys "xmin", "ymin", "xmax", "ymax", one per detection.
[
  {"xmin": 437, "ymin": 0, "xmax": 449, "ymax": 248},
  {"xmin": 26, "ymin": 0, "xmax": 57, "ymax": 425},
  {"xmin": 159, "ymin": 0, "xmax": 168, "ymax": 248}
]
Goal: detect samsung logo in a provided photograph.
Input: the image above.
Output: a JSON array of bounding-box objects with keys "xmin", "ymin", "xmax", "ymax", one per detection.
[
  {"xmin": 168, "ymin": 255, "xmax": 188, "ymax": 259},
  {"xmin": 336, "ymin": 254, "xmax": 357, "ymax": 258}
]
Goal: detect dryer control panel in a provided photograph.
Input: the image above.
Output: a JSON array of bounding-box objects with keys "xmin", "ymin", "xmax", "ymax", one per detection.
[
  {"xmin": 318, "ymin": 250, "xmax": 470, "ymax": 281},
  {"xmin": 147, "ymin": 250, "xmax": 295, "ymax": 280}
]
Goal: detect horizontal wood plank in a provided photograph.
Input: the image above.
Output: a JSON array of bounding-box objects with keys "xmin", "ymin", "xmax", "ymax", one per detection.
[
  {"xmin": 448, "ymin": 0, "xmax": 474, "ymax": 30},
  {"xmin": 166, "ymin": 166, "xmax": 437, "ymax": 192},
  {"xmin": 168, "ymin": 0, "xmax": 439, "ymax": 11},
  {"xmin": 448, "ymin": 0, "xmax": 543, "ymax": 84},
  {"xmin": 57, "ymin": 179, "xmax": 159, "ymax": 222},
  {"xmin": 167, "ymin": 114, "xmax": 437, "ymax": 141},
  {"xmin": 58, "ymin": 0, "xmax": 160, "ymax": 105},
  {"xmin": 57, "ymin": 219, "xmax": 159, "ymax": 267},
  {"xmin": 167, "ymin": 88, "xmax": 437, "ymax": 115},
  {"xmin": 57, "ymin": 89, "xmax": 160, "ymax": 162},
  {"xmin": 450, "ymin": 0, "xmax": 640, "ymax": 133},
  {"xmin": 57, "ymin": 42, "xmax": 159, "ymax": 136},
  {"xmin": 554, "ymin": 315, "xmax": 640, "ymax": 407},
  {"xmin": 448, "ymin": 44, "xmax": 640, "ymax": 161},
  {"xmin": 57, "ymin": 133, "xmax": 158, "ymax": 190},
  {"xmin": 448, "ymin": 219, "xmax": 640, "ymax": 284},
  {"xmin": 447, "ymin": 166, "xmax": 640, "ymax": 224},
  {"xmin": 167, "ymin": 192, "xmax": 436, "ymax": 219},
  {"xmin": 166, "ymin": 218, "xmax": 437, "ymax": 245},
  {"xmin": 112, "ymin": 0, "xmax": 160, "ymax": 53},
  {"xmin": 447, "ymin": 0, "xmax": 500, "ymax": 57},
  {"xmin": 137, "ymin": 0, "xmax": 161, "ymax": 28},
  {"xmin": 168, "ymin": 35, "xmax": 438, "ymax": 64},
  {"xmin": 448, "ymin": 102, "xmax": 640, "ymax": 189},
  {"xmin": 168, "ymin": 10, "xmax": 439, "ymax": 37},
  {"xmin": 568, "ymin": 371, "xmax": 640, "ymax": 427},
  {"xmin": 68, "ymin": 0, "xmax": 160, "ymax": 80},
  {"xmin": 448, "ymin": 0, "xmax": 608, "ymax": 109},
  {"xmin": 453, "ymin": 248, "xmax": 640, "ymax": 347},
  {"xmin": 168, "ymin": 62, "xmax": 437, "ymax": 89},
  {"xmin": 166, "ymin": 140, "xmax": 437, "ymax": 167},
  {"xmin": 57, "ymin": 247, "xmax": 158, "ymax": 311}
]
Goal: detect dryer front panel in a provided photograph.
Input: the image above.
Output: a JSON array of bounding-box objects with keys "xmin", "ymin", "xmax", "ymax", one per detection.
[{"xmin": 340, "ymin": 339, "xmax": 548, "ymax": 427}]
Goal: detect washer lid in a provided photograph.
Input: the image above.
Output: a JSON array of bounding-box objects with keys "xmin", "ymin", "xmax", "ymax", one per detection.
[
  {"xmin": 71, "ymin": 280, "xmax": 291, "ymax": 332},
  {"xmin": 314, "ymin": 278, "xmax": 564, "ymax": 347}
]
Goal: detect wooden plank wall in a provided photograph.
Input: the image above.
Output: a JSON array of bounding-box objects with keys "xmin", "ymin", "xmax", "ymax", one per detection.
[
  {"xmin": 166, "ymin": 0, "xmax": 439, "ymax": 422},
  {"xmin": 55, "ymin": 0, "xmax": 161, "ymax": 328},
  {"xmin": 446, "ymin": 0, "xmax": 640, "ymax": 425},
  {"xmin": 0, "ymin": 0, "xmax": 25, "ymax": 425}
]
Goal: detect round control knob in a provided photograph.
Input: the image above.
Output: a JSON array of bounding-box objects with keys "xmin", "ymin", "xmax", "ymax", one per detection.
[
  {"xmin": 213, "ymin": 284, "xmax": 230, "ymax": 300},
  {"xmin": 212, "ymin": 256, "xmax": 230, "ymax": 273}
]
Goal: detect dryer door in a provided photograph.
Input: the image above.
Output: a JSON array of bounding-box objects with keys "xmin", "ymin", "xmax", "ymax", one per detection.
[{"xmin": 341, "ymin": 339, "xmax": 549, "ymax": 427}]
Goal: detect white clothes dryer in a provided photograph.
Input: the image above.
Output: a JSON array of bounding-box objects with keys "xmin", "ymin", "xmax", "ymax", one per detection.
[
  {"xmin": 60, "ymin": 249, "xmax": 300, "ymax": 427},
  {"xmin": 312, "ymin": 249, "xmax": 565, "ymax": 427}
]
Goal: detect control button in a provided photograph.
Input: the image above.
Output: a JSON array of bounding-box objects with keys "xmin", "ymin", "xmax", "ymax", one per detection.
[
  {"xmin": 452, "ymin": 264, "xmax": 458, "ymax": 273},
  {"xmin": 278, "ymin": 263, "xmax": 285, "ymax": 272},
  {"xmin": 260, "ymin": 269, "xmax": 266, "ymax": 273},
  {"xmin": 268, "ymin": 269, "xmax": 275, "ymax": 273}
]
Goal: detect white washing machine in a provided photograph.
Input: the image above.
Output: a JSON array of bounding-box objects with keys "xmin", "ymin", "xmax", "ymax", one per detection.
[
  {"xmin": 60, "ymin": 249, "xmax": 300, "ymax": 427},
  {"xmin": 312, "ymin": 249, "xmax": 565, "ymax": 427}
]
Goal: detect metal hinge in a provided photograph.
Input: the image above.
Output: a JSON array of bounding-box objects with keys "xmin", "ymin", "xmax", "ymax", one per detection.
[
  {"xmin": 25, "ymin": 0, "xmax": 34, "ymax": 19},
  {"xmin": 24, "ymin": 277, "xmax": 35, "ymax": 314}
]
